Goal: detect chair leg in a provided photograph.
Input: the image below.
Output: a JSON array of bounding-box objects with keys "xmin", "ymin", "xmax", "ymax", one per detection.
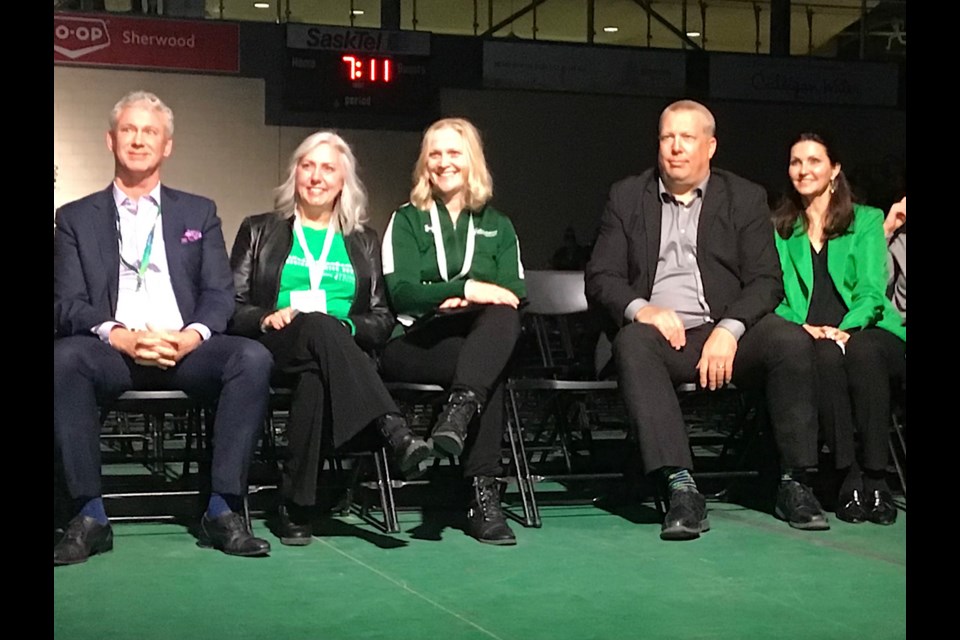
[
  {"xmin": 889, "ymin": 413, "xmax": 906, "ymax": 497},
  {"xmin": 507, "ymin": 387, "xmax": 542, "ymax": 528},
  {"xmin": 357, "ymin": 448, "xmax": 400, "ymax": 534},
  {"xmin": 505, "ymin": 407, "xmax": 539, "ymax": 528}
]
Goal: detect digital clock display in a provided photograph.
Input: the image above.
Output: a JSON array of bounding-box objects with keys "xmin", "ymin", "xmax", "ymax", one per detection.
[
  {"xmin": 282, "ymin": 25, "xmax": 436, "ymax": 129},
  {"xmin": 283, "ymin": 49, "xmax": 434, "ymax": 123},
  {"xmin": 341, "ymin": 55, "xmax": 394, "ymax": 83}
]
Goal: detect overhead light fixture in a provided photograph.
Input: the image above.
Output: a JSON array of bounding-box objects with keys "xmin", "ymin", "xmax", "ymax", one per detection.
[
  {"xmin": 352, "ymin": 10, "xmax": 365, "ymax": 15},
  {"xmin": 686, "ymin": 31, "xmax": 701, "ymax": 37},
  {"xmin": 602, "ymin": 26, "xmax": 619, "ymax": 33},
  {"xmin": 253, "ymin": 2, "xmax": 270, "ymax": 8}
]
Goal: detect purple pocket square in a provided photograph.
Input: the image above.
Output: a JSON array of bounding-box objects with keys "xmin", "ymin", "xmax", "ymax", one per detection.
[{"xmin": 181, "ymin": 229, "xmax": 202, "ymax": 244}]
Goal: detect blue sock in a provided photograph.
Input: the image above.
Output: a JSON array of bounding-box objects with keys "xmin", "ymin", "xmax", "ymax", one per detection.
[
  {"xmin": 663, "ymin": 467, "xmax": 698, "ymax": 493},
  {"xmin": 206, "ymin": 493, "xmax": 235, "ymax": 519},
  {"xmin": 78, "ymin": 497, "xmax": 108, "ymax": 525}
]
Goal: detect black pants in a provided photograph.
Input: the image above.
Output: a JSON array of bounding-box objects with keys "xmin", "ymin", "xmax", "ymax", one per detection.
[
  {"xmin": 53, "ymin": 334, "xmax": 272, "ymax": 500},
  {"xmin": 380, "ymin": 305, "xmax": 522, "ymax": 478},
  {"xmin": 259, "ymin": 313, "xmax": 400, "ymax": 506},
  {"xmin": 812, "ymin": 328, "xmax": 905, "ymax": 471},
  {"xmin": 613, "ymin": 313, "xmax": 819, "ymax": 473}
]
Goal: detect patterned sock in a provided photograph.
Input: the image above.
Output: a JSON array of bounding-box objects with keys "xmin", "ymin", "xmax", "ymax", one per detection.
[
  {"xmin": 781, "ymin": 468, "xmax": 808, "ymax": 486},
  {"xmin": 663, "ymin": 467, "xmax": 698, "ymax": 493},
  {"xmin": 78, "ymin": 497, "xmax": 108, "ymax": 525},
  {"xmin": 862, "ymin": 468, "xmax": 890, "ymax": 494}
]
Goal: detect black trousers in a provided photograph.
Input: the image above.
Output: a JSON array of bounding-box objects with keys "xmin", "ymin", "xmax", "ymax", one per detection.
[
  {"xmin": 259, "ymin": 313, "xmax": 400, "ymax": 506},
  {"xmin": 53, "ymin": 334, "xmax": 272, "ymax": 500},
  {"xmin": 613, "ymin": 313, "xmax": 819, "ymax": 473},
  {"xmin": 380, "ymin": 305, "xmax": 522, "ymax": 478},
  {"xmin": 812, "ymin": 328, "xmax": 905, "ymax": 471}
]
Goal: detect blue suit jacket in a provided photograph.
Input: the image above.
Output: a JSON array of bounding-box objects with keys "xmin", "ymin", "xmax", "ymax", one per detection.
[{"xmin": 54, "ymin": 184, "xmax": 236, "ymax": 338}]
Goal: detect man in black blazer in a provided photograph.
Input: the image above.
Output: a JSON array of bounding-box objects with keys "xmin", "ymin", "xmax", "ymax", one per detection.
[
  {"xmin": 54, "ymin": 91, "xmax": 274, "ymax": 564},
  {"xmin": 586, "ymin": 100, "xmax": 827, "ymax": 540}
]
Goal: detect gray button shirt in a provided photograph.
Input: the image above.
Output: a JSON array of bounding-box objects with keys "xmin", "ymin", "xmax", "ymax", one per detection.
[{"xmin": 624, "ymin": 174, "xmax": 746, "ymax": 340}]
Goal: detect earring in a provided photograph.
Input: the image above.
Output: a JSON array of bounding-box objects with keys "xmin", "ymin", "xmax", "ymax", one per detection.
[{"xmin": 829, "ymin": 178, "xmax": 836, "ymax": 194}]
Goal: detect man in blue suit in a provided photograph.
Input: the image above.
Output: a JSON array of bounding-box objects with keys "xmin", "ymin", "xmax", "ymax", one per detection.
[{"xmin": 54, "ymin": 91, "xmax": 274, "ymax": 565}]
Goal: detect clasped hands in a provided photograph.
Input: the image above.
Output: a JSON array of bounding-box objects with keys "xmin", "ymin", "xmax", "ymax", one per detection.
[
  {"xmin": 439, "ymin": 279, "xmax": 520, "ymax": 309},
  {"xmin": 109, "ymin": 324, "xmax": 202, "ymax": 369},
  {"xmin": 802, "ymin": 324, "xmax": 850, "ymax": 345},
  {"xmin": 634, "ymin": 305, "xmax": 736, "ymax": 391}
]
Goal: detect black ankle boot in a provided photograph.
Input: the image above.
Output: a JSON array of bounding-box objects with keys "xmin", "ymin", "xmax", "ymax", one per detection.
[
  {"xmin": 466, "ymin": 476, "xmax": 516, "ymax": 545},
  {"xmin": 278, "ymin": 503, "xmax": 313, "ymax": 546},
  {"xmin": 378, "ymin": 413, "xmax": 432, "ymax": 479},
  {"xmin": 432, "ymin": 389, "xmax": 482, "ymax": 457}
]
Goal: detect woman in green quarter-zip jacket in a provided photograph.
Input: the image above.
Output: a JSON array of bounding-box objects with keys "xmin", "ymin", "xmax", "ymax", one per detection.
[{"xmin": 381, "ymin": 117, "xmax": 526, "ymax": 546}]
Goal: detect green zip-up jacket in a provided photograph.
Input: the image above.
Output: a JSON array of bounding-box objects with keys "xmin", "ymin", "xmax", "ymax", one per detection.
[{"xmin": 382, "ymin": 201, "xmax": 526, "ymax": 321}]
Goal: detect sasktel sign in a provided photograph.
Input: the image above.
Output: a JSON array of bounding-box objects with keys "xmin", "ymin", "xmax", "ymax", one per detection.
[{"xmin": 54, "ymin": 12, "xmax": 239, "ymax": 73}]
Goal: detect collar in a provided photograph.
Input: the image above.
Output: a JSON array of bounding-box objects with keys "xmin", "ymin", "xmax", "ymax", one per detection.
[
  {"xmin": 658, "ymin": 173, "xmax": 710, "ymax": 205},
  {"xmin": 112, "ymin": 182, "xmax": 162, "ymax": 213}
]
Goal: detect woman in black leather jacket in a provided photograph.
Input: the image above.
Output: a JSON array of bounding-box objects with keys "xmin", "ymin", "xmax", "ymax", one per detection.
[{"xmin": 228, "ymin": 131, "xmax": 431, "ymax": 545}]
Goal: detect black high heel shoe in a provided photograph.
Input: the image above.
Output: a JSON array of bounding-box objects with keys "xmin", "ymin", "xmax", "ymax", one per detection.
[{"xmin": 835, "ymin": 489, "xmax": 867, "ymax": 524}]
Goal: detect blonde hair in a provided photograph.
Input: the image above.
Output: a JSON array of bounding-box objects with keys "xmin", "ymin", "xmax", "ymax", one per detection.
[
  {"xmin": 273, "ymin": 131, "xmax": 367, "ymax": 235},
  {"xmin": 659, "ymin": 99, "xmax": 716, "ymax": 137},
  {"xmin": 410, "ymin": 117, "xmax": 493, "ymax": 211}
]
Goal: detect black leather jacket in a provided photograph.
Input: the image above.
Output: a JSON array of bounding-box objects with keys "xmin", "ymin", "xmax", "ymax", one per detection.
[{"xmin": 227, "ymin": 212, "xmax": 395, "ymax": 353}]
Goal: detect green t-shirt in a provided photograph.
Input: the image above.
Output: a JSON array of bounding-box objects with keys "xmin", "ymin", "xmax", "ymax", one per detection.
[{"xmin": 277, "ymin": 227, "xmax": 357, "ymax": 327}]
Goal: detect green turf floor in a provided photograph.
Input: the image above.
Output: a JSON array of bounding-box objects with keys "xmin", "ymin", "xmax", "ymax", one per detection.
[{"xmin": 53, "ymin": 499, "xmax": 906, "ymax": 640}]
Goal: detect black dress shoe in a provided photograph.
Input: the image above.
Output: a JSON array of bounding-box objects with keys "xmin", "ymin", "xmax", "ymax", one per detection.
[
  {"xmin": 277, "ymin": 505, "xmax": 313, "ymax": 546},
  {"xmin": 835, "ymin": 489, "xmax": 867, "ymax": 524},
  {"xmin": 775, "ymin": 481, "xmax": 830, "ymax": 530},
  {"xmin": 54, "ymin": 515, "xmax": 114, "ymax": 566},
  {"xmin": 378, "ymin": 414, "xmax": 432, "ymax": 479},
  {"xmin": 432, "ymin": 390, "xmax": 482, "ymax": 457},
  {"xmin": 660, "ymin": 489, "xmax": 709, "ymax": 541},
  {"xmin": 199, "ymin": 512, "xmax": 271, "ymax": 557},
  {"xmin": 466, "ymin": 476, "xmax": 517, "ymax": 545},
  {"xmin": 865, "ymin": 489, "xmax": 898, "ymax": 525}
]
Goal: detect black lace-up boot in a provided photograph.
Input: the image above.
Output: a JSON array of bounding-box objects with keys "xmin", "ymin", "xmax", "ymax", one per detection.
[
  {"xmin": 378, "ymin": 413, "xmax": 432, "ymax": 479},
  {"xmin": 431, "ymin": 389, "xmax": 482, "ymax": 457},
  {"xmin": 466, "ymin": 476, "xmax": 516, "ymax": 545}
]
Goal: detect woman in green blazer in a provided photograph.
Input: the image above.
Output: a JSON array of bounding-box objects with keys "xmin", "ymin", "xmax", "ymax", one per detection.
[{"xmin": 772, "ymin": 132, "xmax": 905, "ymax": 526}]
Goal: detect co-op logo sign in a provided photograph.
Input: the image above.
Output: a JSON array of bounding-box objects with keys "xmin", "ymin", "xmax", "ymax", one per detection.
[{"xmin": 54, "ymin": 16, "xmax": 111, "ymax": 59}]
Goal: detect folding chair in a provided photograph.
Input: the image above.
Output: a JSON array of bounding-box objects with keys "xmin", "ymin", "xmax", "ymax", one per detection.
[
  {"xmin": 265, "ymin": 386, "xmax": 400, "ymax": 534},
  {"xmin": 888, "ymin": 380, "xmax": 906, "ymax": 498},
  {"xmin": 507, "ymin": 271, "xmax": 629, "ymax": 528},
  {"xmin": 87, "ymin": 390, "xmax": 262, "ymax": 530},
  {"xmin": 96, "ymin": 390, "xmax": 209, "ymax": 523},
  {"xmin": 382, "ymin": 381, "xmax": 538, "ymax": 530},
  {"xmin": 509, "ymin": 271, "xmax": 763, "ymax": 526}
]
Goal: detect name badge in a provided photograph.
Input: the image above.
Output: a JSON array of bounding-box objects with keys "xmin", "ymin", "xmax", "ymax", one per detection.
[{"xmin": 290, "ymin": 289, "xmax": 327, "ymax": 314}]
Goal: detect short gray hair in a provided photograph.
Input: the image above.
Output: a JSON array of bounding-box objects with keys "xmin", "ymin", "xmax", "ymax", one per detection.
[{"xmin": 109, "ymin": 90, "xmax": 174, "ymax": 138}]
